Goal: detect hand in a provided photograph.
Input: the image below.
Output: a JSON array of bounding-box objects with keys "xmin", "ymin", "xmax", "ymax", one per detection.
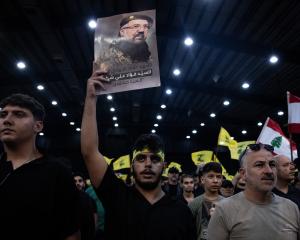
[
  {"xmin": 86, "ymin": 62, "xmax": 110, "ymax": 98},
  {"xmin": 209, "ymin": 203, "xmax": 216, "ymax": 216}
]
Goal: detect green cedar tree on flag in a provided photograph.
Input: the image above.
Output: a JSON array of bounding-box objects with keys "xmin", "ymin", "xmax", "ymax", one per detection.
[{"xmin": 257, "ymin": 117, "xmax": 298, "ymax": 159}]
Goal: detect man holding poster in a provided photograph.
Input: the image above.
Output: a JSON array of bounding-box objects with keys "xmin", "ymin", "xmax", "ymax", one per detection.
[{"xmin": 80, "ymin": 68, "xmax": 196, "ymax": 240}]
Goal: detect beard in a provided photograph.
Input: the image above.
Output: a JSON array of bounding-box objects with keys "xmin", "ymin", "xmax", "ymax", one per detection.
[
  {"xmin": 132, "ymin": 168, "xmax": 163, "ymax": 190},
  {"xmin": 115, "ymin": 39, "xmax": 151, "ymax": 62}
]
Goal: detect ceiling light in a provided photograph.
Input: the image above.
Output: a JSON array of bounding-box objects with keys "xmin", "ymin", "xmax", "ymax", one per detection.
[
  {"xmin": 257, "ymin": 122, "xmax": 263, "ymax": 126},
  {"xmin": 39, "ymin": 132, "xmax": 44, "ymax": 136},
  {"xmin": 166, "ymin": 89, "xmax": 172, "ymax": 95},
  {"xmin": 154, "ymin": 123, "xmax": 159, "ymax": 127},
  {"xmin": 114, "ymin": 123, "xmax": 119, "ymax": 127},
  {"xmin": 51, "ymin": 100, "xmax": 58, "ymax": 106},
  {"xmin": 186, "ymin": 135, "xmax": 191, "ymax": 139},
  {"xmin": 160, "ymin": 104, "xmax": 166, "ymax": 109},
  {"xmin": 223, "ymin": 100, "xmax": 230, "ymax": 106},
  {"xmin": 76, "ymin": 128, "xmax": 81, "ymax": 132},
  {"xmin": 110, "ymin": 107, "xmax": 115, "ymax": 112},
  {"xmin": 200, "ymin": 123, "xmax": 205, "ymax": 127},
  {"xmin": 107, "ymin": 95, "xmax": 113, "ymax": 100},
  {"xmin": 269, "ymin": 55, "xmax": 279, "ymax": 64},
  {"xmin": 151, "ymin": 129, "xmax": 156, "ymax": 133},
  {"xmin": 16, "ymin": 61, "xmax": 26, "ymax": 69},
  {"xmin": 184, "ymin": 37, "xmax": 194, "ymax": 46},
  {"xmin": 62, "ymin": 113, "xmax": 67, "ymax": 117},
  {"xmin": 173, "ymin": 68, "xmax": 181, "ymax": 76},
  {"xmin": 277, "ymin": 111, "xmax": 284, "ymax": 116},
  {"xmin": 192, "ymin": 129, "xmax": 197, "ymax": 134},
  {"xmin": 37, "ymin": 85, "xmax": 44, "ymax": 91},
  {"xmin": 242, "ymin": 130, "xmax": 247, "ymax": 135},
  {"xmin": 210, "ymin": 113, "xmax": 216, "ymax": 118},
  {"xmin": 70, "ymin": 122, "xmax": 75, "ymax": 126},
  {"xmin": 88, "ymin": 19, "xmax": 97, "ymax": 29},
  {"xmin": 242, "ymin": 82, "xmax": 250, "ymax": 89},
  {"xmin": 156, "ymin": 115, "xmax": 162, "ymax": 120},
  {"xmin": 112, "ymin": 116, "xmax": 117, "ymax": 121}
]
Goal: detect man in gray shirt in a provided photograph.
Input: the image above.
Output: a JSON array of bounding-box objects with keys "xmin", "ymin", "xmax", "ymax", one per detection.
[{"xmin": 208, "ymin": 144, "xmax": 300, "ymax": 240}]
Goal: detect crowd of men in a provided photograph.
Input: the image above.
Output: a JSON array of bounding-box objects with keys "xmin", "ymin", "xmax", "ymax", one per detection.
[{"xmin": 1, "ymin": 13, "xmax": 300, "ymax": 240}]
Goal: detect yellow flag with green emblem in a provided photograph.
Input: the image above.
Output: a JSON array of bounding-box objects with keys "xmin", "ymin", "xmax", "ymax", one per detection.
[
  {"xmin": 191, "ymin": 150, "xmax": 214, "ymax": 165},
  {"xmin": 218, "ymin": 127, "xmax": 239, "ymax": 159},
  {"xmin": 113, "ymin": 155, "xmax": 130, "ymax": 171}
]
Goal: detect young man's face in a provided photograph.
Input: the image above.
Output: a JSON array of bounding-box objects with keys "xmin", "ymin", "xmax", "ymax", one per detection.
[
  {"xmin": 74, "ymin": 176, "xmax": 85, "ymax": 191},
  {"xmin": 276, "ymin": 156, "xmax": 295, "ymax": 182},
  {"xmin": 220, "ymin": 186, "xmax": 234, "ymax": 197},
  {"xmin": 201, "ymin": 171, "xmax": 222, "ymax": 193},
  {"xmin": 132, "ymin": 151, "xmax": 165, "ymax": 190},
  {"xmin": 181, "ymin": 177, "xmax": 194, "ymax": 193},
  {"xmin": 0, "ymin": 105, "xmax": 43, "ymax": 145},
  {"xmin": 168, "ymin": 172, "xmax": 179, "ymax": 184},
  {"xmin": 119, "ymin": 19, "xmax": 150, "ymax": 42},
  {"xmin": 240, "ymin": 149, "xmax": 277, "ymax": 193}
]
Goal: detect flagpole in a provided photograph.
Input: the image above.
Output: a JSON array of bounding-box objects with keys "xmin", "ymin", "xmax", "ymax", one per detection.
[{"xmin": 289, "ymin": 133, "xmax": 294, "ymax": 162}]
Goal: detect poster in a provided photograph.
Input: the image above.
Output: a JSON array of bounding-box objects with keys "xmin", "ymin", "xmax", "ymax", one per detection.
[{"xmin": 94, "ymin": 9, "xmax": 160, "ymax": 95}]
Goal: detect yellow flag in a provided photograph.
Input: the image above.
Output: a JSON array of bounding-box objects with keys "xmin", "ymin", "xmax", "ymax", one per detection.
[
  {"xmin": 168, "ymin": 162, "xmax": 182, "ymax": 172},
  {"xmin": 191, "ymin": 150, "xmax": 214, "ymax": 165},
  {"xmin": 214, "ymin": 158, "xmax": 235, "ymax": 180},
  {"xmin": 103, "ymin": 155, "xmax": 114, "ymax": 165},
  {"xmin": 113, "ymin": 155, "xmax": 131, "ymax": 171},
  {"xmin": 237, "ymin": 141, "xmax": 255, "ymax": 158},
  {"xmin": 115, "ymin": 173, "xmax": 128, "ymax": 182},
  {"xmin": 218, "ymin": 127, "xmax": 238, "ymax": 159}
]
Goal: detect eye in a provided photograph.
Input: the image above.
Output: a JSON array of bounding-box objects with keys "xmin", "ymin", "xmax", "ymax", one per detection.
[
  {"xmin": 15, "ymin": 111, "xmax": 26, "ymax": 118},
  {"xmin": 255, "ymin": 163, "xmax": 264, "ymax": 168},
  {"xmin": 0, "ymin": 111, "xmax": 7, "ymax": 118},
  {"xmin": 269, "ymin": 162, "xmax": 276, "ymax": 168},
  {"xmin": 135, "ymin": 154, "xmax": 146, "ymax": 162},
  {"xmin": 150, "ymin": 155, "xmax": 162, "ymax": 163}
]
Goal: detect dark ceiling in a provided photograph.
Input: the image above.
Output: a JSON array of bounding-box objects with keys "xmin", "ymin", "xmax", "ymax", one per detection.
[{"xmin": 1, "ymin": 0, "xmax": 300, "ymax": 172}]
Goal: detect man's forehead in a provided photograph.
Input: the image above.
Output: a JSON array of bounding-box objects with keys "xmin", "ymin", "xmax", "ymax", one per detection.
[
  {"xmin": 247, "ymin": 149, "xmax": 274, "ymax": 162},
  {"xmin": 2, "ymin": 105, "xmax": 30, "ymax": 113},
  {"xmin": 277, "ymin": 155, "xmax": 291, "ymax": 164}
]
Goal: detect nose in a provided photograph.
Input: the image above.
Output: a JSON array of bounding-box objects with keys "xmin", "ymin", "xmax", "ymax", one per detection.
[
  {"xmin": 264, "ymin": 164, "xmax": 274, "ymax": 173},
  {"xmin": 144, "ymin": 156, "xmax": 152, "ymax": 167},
  {"xmin": 2, "ymin": 114, "xmax": 13, "ymax": 125}
]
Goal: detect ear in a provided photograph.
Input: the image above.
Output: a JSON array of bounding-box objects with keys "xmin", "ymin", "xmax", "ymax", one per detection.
[
  {"xmin": 201, "ymin": 176, "xmax": 205, "ymax": 185},
  {"xmin": 33, "ymin": 121, "xmax": 43, "ymax": 133},
  {"xmin": 119, "ymin": 29, "xmax": 124, "ymax": 37},
  {"xmin": 239, "ymin": 168, "xmax": 246, "ymax": 181}
]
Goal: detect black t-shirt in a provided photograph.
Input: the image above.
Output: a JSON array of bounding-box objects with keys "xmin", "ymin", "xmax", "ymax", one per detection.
[
  {"xmin": 273, "ymin": 185, "xmax": 300, "ymax": 210},
  {"xmin": 78, "ymin": 191, "xmax": 97, "ymax": 240},
  {"xmin": 0, "ymin": 154, "xmax": 80, "ymax": 240},
  {"xmin": 96, "ymin": 167, "xmax": 196, "ymax": 240}
]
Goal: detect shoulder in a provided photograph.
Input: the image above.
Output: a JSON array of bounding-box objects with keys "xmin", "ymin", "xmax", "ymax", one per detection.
[
  {"xmin": 273, "ymin": 194, "xmax": 299, "ymax": 210},
  {"xmin": 216, "ymin": 192, "xmax": 245, "ymax": 211}
]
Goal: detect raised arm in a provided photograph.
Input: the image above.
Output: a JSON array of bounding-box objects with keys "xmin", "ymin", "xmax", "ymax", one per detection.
[{"xmin": 81, "ymin": 66, "xmax": 109, "ymax": 188}]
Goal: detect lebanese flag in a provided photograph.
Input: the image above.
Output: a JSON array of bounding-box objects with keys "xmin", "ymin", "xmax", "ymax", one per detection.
[
  {"xmin": 287, "ymin": 91, "xmax": 300, "ymax": 133},
  {"xmin": 257, "ymin": 117, "xmax": 298, "ymax": 159}
]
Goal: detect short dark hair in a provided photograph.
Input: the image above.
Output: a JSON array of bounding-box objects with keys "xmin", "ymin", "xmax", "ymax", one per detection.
[
  {"xmin": 221, "ymin": 180, "xmax": 234, "ymax": 188},
  {"xmin": 202, "ymin": 162, "xmax": 222, "ymax": 174},
  {"xmin": 180, "ymin": 174, "xmax": 194, "ymax": 183},
  {"xmin": 132, "ymin": 133, "xmax": 164, "ymax": 153},
  {"xmin": 0, "ymin": 94, "xmax": 45, "ymax": 121},
  {"xmin": 73, "ymin": 171, "xmax": 85, "ymax": 179},
  {"xmin": 168, "ymin": 167, "xmax": 179, "ymax": 174}
]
